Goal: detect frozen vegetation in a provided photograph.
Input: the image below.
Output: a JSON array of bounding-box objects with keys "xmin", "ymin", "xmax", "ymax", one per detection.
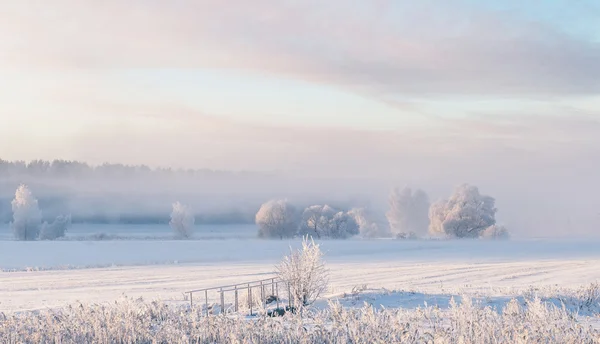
[{"xmin": 1, "ymin": 287, "xmax": 599, "ymax": 343}]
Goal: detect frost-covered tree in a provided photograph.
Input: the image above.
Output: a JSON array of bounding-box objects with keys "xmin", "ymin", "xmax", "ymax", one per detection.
[
  {"xmin": 276, "ymin": 237, "xmax": 329, "ymax": 307},
  {"xmin": 348, "ymin": 207, "xmax": 382, "ymax": 238},
  {"xmin": 300, "ymin": 205, "xmax": 336, "ymax": 238},
  {"xmin": 255, "ymin": 199, "xmax": 298, "ymax": 239},
  {"xmin": 326, "ymin": 211, "xmax": 359, "ymax": 239},
  {"xmin": 39, "ymin": 214, "xmax": 71, "ymax": 240},
  {"xmin": 10, "ymin": 184, "xmax": 42, "ymax": 241},
  {"xmin": 386, "ymin": 187, "xmax": 430, "ymax": 238},
  {"xmin": 170, "ymin": 202, "xmax": 195, "ymax": 239},
  {"xmin": 429, "ymin": 184, "xmax": 505, "ymax": 239}
]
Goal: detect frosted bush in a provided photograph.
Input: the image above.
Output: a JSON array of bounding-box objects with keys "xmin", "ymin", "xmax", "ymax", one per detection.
[{"xmin": 277, "ymin": 237, "xmax": 329, "ymax": 307}]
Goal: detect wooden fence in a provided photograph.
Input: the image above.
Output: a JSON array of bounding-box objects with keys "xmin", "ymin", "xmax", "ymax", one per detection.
[{"xmin": 185, "ymin": 277, "xmax": 294, "ymax": 316}]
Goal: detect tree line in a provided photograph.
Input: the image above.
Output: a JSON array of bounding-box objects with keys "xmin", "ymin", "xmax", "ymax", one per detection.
[
  {"xmin": 0, "ymin": 159, "xmax": 257, "ymax": 178},
  {"xmin": 6, "ymin": 183, "xmax": 508, "ymax": 241},
  {"xmin": 254, "ymin": 184, "xmax": 509, "ymax": 240}
]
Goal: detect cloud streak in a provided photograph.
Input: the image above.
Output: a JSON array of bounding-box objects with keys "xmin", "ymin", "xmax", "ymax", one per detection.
[{"xmin": 2, "ymin": 1, "xmax": 600, "ymax": 97}]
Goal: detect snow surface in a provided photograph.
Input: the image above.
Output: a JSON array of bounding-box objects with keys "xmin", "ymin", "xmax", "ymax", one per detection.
[{"xmin": 1, "ymin": 237, "xmax": 599, "ymax": 313}]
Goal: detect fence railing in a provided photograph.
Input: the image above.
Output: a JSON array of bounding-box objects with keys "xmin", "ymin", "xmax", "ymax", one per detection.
[{"xmin": 185, "ymin": 277, "xmax": 294, "ymax": 316}]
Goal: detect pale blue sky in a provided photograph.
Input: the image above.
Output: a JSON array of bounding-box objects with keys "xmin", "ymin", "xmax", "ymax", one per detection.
[{"xmin": 0, "ymin": 0, "xmax": 599, "ymax": 174}]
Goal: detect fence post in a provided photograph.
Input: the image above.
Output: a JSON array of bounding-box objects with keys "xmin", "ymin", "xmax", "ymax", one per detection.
[
  {"xmin": 234, "ymin": 285, "xmax": 238, "ymax": 312},
  {"xmin": 190, "ymin": 292, "xmax": 193, "ymax": 308},
  {"xmin": 220, "ymin": 288, "xmax": 225, "ymax": 315},
  {"xmin": 205, "ymin": 290, "xmax": 209, "ymax": 316},
  {"xmin": 275, "ymin": 282, "xmax": 279, "ymax": 309},
  {"xmin": 271, "ymin": 278, "xmax": 275, "ymax": 295},
  {"xmin": 260, "ymin": 280, "xmax": 265, "ymax": 309},
  {"xmin": 249, "ymin": 284, "xmax": 253, "ymax": 316}
]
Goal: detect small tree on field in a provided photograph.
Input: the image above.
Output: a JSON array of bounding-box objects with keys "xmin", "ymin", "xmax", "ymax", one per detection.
[
  {"xmin": 11, "ymin": 184, "xmax": 42, "ymax": 241},
  {"xmin": 170, "ymin": 202, "xmax": 195, "ymax": 239},
  {"xmin": 255, "ymin": 199, "xmax": 298, "ymax": 239},
  {"xmin": 276, "ymin": 237, "xmax": 329, "ymax": 307}
]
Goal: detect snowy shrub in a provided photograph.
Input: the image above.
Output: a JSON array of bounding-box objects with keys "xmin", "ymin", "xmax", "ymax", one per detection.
[
  {"xmin": 386, "ymin": 187, "xmax": 430, "ymax": 238},
  {"xmin": 276, "ymin": 237, "xmax": 329, "ymax": 307},
  {"xmin": 299, "ymin": 205, "xmax": 336, "ymax": 238},
  {"xmin": 169, "ymin": 202, "xmax": 195, "ymax": 239},
  {"xmin": 255, "ymin": 199, "xmax": 298, "ymax": 239},
  {"xmin": 10, "ymin": 184, "xmax": 42, "ymax": 241},
  {"xmin": 429, "ymin": 184, "xmax": 507, "ymax": 239},
  {"xmin": 39, "ymin": 214, "xmax": 71, "ymax": 240}
]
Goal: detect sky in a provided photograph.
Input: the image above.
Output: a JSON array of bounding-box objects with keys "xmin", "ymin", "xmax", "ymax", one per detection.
[
  {"xmin": 1, "ymin": 0, "xmax": 600, "ymax": 235},
  {"xmin": 1, "ymin": 1, "xmax": 599, "ymax": 175}
]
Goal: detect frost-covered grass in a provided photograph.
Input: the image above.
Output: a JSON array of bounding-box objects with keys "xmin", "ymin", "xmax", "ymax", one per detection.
[{"xmin": 1, "ymin": 295, "xmax": 598, "ymax": 343}]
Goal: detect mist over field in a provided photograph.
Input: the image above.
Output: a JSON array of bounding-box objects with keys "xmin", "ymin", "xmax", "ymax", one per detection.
[{"xmin": 0, "ymin": 156, "xmax": 598, "ymax": 239}]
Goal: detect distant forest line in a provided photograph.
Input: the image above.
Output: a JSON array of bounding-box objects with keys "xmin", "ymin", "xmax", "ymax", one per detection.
[{"xmin": 0, "ymin": 159, "xmax": 267, "ymax": 225}]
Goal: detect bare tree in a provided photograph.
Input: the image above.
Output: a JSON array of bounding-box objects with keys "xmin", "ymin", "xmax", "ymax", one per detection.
[
  {"xmin": 170, "ymin": 202, "xmax": 195, "ymax": 239},
  {"xmin": 276, "ymin": 237, "xmax": 329, "ymax": 307},
  {"xmin": 10, "ymin": 184, "xmax": 42, "ymax": 241},
  {"xmin": 255, "ymin": 199, "xmax": 298, "ymax": 239}
]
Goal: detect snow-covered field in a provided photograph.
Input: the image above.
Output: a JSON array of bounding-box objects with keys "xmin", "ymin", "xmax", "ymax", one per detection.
[
  {"xmin": 1, "ymin": 236, "xmax": 599, "ymax": 313},
  {"xmin": 1, "ymin": 224, "xmax": 599, "ymax": 342}
]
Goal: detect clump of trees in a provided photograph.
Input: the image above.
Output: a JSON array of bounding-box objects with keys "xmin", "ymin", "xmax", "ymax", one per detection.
[
  {"xmin": 256, "ymin": 183, "xmax": 509, "ymax": 240},
  {"xmin": 10, "ymin": 184, "xmax": 70, "ymax": 241},
  {"xmin": 429, "ymin": 184, "xmax": 509, "ymax": 239},
  {"xmin": 299, "ymin": 205, "xmax": 359, "ymax": 239},
  {"xmin": 170, "ymin": 202, "xmax": 195, "ymax": 239},
  {"xmin": 256, "ymin": 201, "xmax": 360, "ymax": 239}
]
